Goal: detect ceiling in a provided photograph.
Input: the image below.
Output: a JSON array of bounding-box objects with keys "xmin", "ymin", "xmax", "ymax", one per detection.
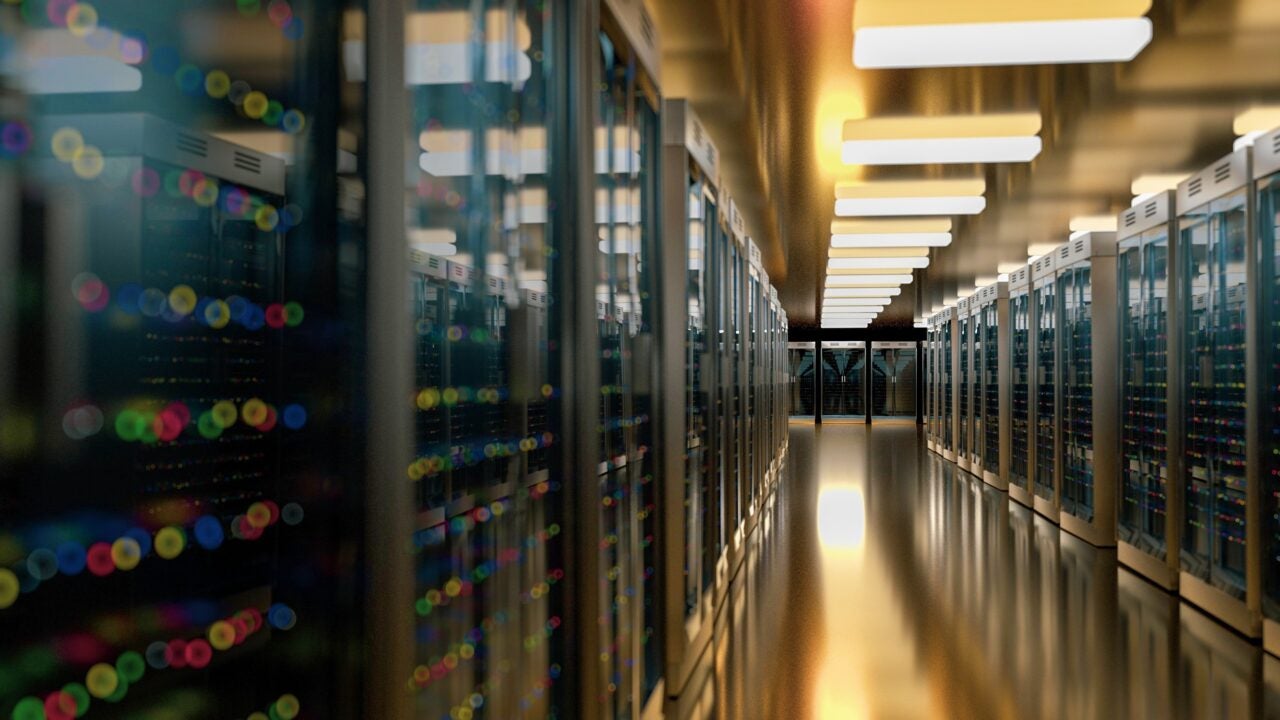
[{"xmin": 651, "ymin": 0, "xmax": 1280, "ymax": 328}]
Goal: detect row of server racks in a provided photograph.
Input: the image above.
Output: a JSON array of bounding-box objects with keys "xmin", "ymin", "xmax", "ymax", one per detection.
[
  {"xmin": 785, "ymin": 341, "xmax": 921, "ymax": 421},
  {"xmin": 925, "ymin": 125, "xmax": 1280, "ymax": 653},
  {"xmin": 0, "ymin": 2, "xmax": 790, "ymax": 719}
]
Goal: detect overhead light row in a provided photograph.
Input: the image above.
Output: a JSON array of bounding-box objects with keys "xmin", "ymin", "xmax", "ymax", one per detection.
[
  {"xmin": 852, "ymin": 0, "xmax": 1154, "ymax": 69},
  {"xmin": 842, "ymin": 113, "xmax": 1042, "ymax": 165},
  {"xmin": 834, "ymin": 179, "xmax": 985, "ymax": 217}
]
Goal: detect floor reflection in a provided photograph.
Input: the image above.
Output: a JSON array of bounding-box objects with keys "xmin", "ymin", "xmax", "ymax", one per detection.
[{"xmin": 680, "ymin": 424, "xmax": 1280, "ymax": 719}]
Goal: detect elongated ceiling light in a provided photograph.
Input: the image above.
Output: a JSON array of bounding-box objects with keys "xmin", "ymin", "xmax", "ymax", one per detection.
[
  {"xmin": 842, "ymin": 114, "xmax": 1042, "ymax": 165},
  {"xmin": 830, "ymin": 257, "xmax": 930, "ymax": 270},
  {"xmin": 825, "ymin": 287, "xmax": 902, "ymax": 297},
  {"xmin": 824, "ymin": 300, "xmax": 887, "ymax": 308},
  {"xmin": 835, "ymin": 179, "xmax": 985, "ymax": 217},
  {"xmin": 1068, "ymin": 215, "xmax": 1118, "ymax": 234},
  {"xmin": 825, "ymin": 274, "xmax": 913, "ymax": 286},
  {"xmin": 853, "ymin": 0, "xmax": 1154, "ymax": 69}
]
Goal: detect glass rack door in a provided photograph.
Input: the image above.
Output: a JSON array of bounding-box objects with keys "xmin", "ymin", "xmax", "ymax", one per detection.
[
  {"xmin": 983, "ymin": 299, "xmax": 1001, "ymax": 476},
  {"xmin": 1035, "ymin": 279, "xmax": 1058, "ymax": 505},
  {"xmin": 943, "ymin": 318, "xmax": 954, "ymax": 453},
  {"xmin": 1061, "ymin": 264, "xmax": 1096, "ymax": 522},
  {"xmin": 406, "ymin": 2, "xmax": 565, "ymax": 717},
  {"xmin": 0, "ymin": 0, "xmax": 369, "ymax": 716},
  {"xmin": 595, "ymin": 22, "xmax": 662, "ymax": 714},
  {"xmin": 1260, "ymin": 169, "xmax": 1280, "ymax": 621},
  {"xmin": 1010, "ymin": 292, "xmax": 1032, "ymax": 491},
  {"xmin": 1181, "ymin": 190, "xmax": 1249, "ymax": 599},
  {"xmin": 683, "ymin": 172, "xmax": 713, "ymax": 637},
  {"xmin": 958, "ymin": 312, "xmax": 971, "ymax": 462},
  {"xmin": 1119, "ymin": 230, "xmax": 1171, "ymax": 558},
  {"xmin": 822, "ymin": 344, "xmax": 866, "ymax": 420}
]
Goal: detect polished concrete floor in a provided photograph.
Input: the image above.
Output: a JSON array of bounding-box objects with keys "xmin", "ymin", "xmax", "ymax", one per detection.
[{"xmin": 678, "ymin": 423, "xmax": 1280, "ymax": 720}]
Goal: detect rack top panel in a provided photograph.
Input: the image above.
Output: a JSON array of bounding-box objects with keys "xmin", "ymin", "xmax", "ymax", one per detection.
[
  {"xmin": 1031, "ymin": 251, "xmax": 1059, "ymax": 282},
  {"xmin": 1178, "ymin": 147, "xmax": 1250, "ymax": 211},
  {"xmin": 1255, "ymin": 125, "xmax": 1280, "ymax": 180},
  {"xmin": 1058, "ymin": 231, "xmax": 1117, "ymax": 265},
  {"xmin": 938, "ymin": 306, "xmax": 954, "ymax": 321},
  {"xmin": 976, "ymin": 281, "xmax": 1009, "ymax": 303},
  {"xmin": 665, "ymin": 99, "xmax": 721, "ymax": 182},
  {"xmin": 788, "ymin": 341, "xmax": 816, "ymax": 350},
  {"xmin": 1008, "ymin": 265, "xmax": 1032, "ymax": 292},
  {"xmin": 1119, "ymin": 191, "xmax": 1174, "ymax": 240}
]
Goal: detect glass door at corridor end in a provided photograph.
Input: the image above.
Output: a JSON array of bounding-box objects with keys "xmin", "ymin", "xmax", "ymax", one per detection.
[
  {"xmin": 821, "ymin": 341, "xmax": 866, "ymax": 421},
  {"xmin": 788, "ymin": 342, "xmax": 817, "ymax": 418},
  {"xmin": 871, "ymin": 342, "xmax": 918, "ymax": 421}
]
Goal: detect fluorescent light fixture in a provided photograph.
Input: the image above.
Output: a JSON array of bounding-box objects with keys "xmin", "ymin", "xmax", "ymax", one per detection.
[
  {"xmin": 854, "ymin": 19, "xmax": 1153, "ymax": 69},
  {"xmin": 824, "ymin": 274, "xmax": 914, "ymax": 286},
  {"xmin": 1131, "ymin": 173, "xmax": 1189, "ymax": 197},
  {"xmin": 1069, "ymin": 215, "xmax": 1118, "ymax": 233},
  {"xmin": 832, "ymin": 233, "xmax": 951, "ymax": 248},
  {"xmin": 824, "ymin": 323, "xmax": 871, "ymax": 329},
  {"xmin": 824, "ymin": 315, "xmax": 878, "ymax": 322},
  {"xmin": 830, "ymin": 247, "xmax": 931, "ymax": 259},
  {"xmin": 832, "ymin": 218, "xmax": 952, "ymax": 234},
  {"xmin": 829, "ymin": 257, "xmax": 930, "ymax": 270},
  {"xmin": 834, "ymin": 178, "xmax": 985, "ymax": 217},
  {"xmin": 836, "ymin": 197, "xmax": 985, "ymax": 216},
  {"xmin": 1234, "ymin": 106, "xmax": 1280, "ymax": 136},
  {"xmin": 842, "ymin": 114, "xmax": 1042, "ymax": 165},
  {"xmin": 825, "ymin": 287, "xmax": 902, "ymax": 297},
  {"xmin": 824, "ymin": 305, "xmax": 886, "ymax": 313},
  {"xmin": 998, "ymin": 273, "xmax": 1011, "ymax": 282}
]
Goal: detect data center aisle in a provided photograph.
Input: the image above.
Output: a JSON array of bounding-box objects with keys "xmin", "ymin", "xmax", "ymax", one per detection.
[{"xmin": 694, "ymin": 424, "xmax": 1280, "ymax": 720}]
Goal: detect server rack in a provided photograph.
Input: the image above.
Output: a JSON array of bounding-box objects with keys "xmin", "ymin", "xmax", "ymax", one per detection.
[
  {"xmin": 1055, "ymin": 232, "xmax": 1119, "ymax": 547},
  {"xmin": 968, "ymin": 292, "xmax": 986, "ymax": 474},
  {"xmin": 1032, "ymin": 252, "xmax": 1062, "ymax": 522},
  {"xmin": 976, "ymin": 282, "xmax": 1011, "ymax": 490},
  {"xmin": 957, "ymin": 295, "xmax": 975, "ymax": 473},
  {"xmin": 659, "ymin": 98, "xmax": 720, "ymax": 698},
  {"xmin": 1117, "ymin": 192, "xmax": 1182, "ymax": 589},
  {"xmin": 1254, "ymin": 128, "xmax": 1280, "ymax": 654},
  {"xmin": 1009, "ymin": 265, "xmax": 1035, "ymax": 508},
  {"xmin": 1177, "ymin": 147, "xmax": 1260, "ymax": 639},
  {"xmin": 940, "ymin": 306, "xmax": 958, "ymax": 462}
]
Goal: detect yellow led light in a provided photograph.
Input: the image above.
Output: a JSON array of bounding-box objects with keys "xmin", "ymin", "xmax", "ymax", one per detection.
[
  {"xmin": 842, "ymin": 113, "xmax": 1041, "ymax": 141},
  {"xmin": 830, "ymin": 218, "xmax": 951, "ymax": 235},
  {"xmin": 1234, "ymin": 107, "xmax": 1280, "ymax": 137},
  {"xmin": 829, "ymin": 247, "xmax": 931, "ymax": 259},
  {"xmin": 853, "ymin": 0, "xmax": 1152, "ymax": 29},
  {"xmin": 834, "ymin": 178, "xmax": 985, "ymax": 199}
]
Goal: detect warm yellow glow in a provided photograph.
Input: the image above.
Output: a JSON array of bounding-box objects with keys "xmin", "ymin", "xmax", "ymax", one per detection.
[
  {"xmin": 1068, "ymin": 215, "xmax": 1118, "ymax": 233},
  {"xmin": 827, "ymin": 267, "xmax": 917, "ymax": 276},
  {"xmin": 1028, "ymin": 242, "xmax": 1060, "ymax": 257},
  {"xmin": 1234, "ymin": 106, "xmax": 1280, "ymax": 137},
  {"xmin": 831, "ymin": 218, "xmax": 951, "ymax": 235},
  {"xmin": 835, "ymin": 178, "xmax": 985, "ymax": 199},
  {"xmin": 826, "ymin": 275, "xmax": 913, "ymax": 286},
  {"xmin": 830, "ymin": 247, "xmax": 931, "ymax": 259},
  {"xmin": 853, "ymin": 0, "xmax": 1152, "ymax": 29},
  {"xmin": 997, "ymin": 261, "xmax": 1026, "ymax": 274},
  {"xmin": 407, "ymin": 10, "xmax": 533, "ymax": 49},
  {"xmin": 814, "ymin": 82, "xmax": 867, "ymax": 181},
  {"xmin": 842, "ymin": 113, "xmax": 1041, "ymax": 141},
  {"xmin": 1130, "ymin": 173, "xmax": 1189, "ymax": 196}
]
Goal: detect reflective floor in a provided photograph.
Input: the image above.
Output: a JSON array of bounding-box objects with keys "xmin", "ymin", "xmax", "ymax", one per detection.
[{"xmin": 678, "ymin": 423, "xmax": 1280, "ymax": 720}]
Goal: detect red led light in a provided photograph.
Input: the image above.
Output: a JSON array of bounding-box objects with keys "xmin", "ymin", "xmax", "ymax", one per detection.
[{"xmin": 86, "ymin": 542, "xmax": 115, "ymax": 577}]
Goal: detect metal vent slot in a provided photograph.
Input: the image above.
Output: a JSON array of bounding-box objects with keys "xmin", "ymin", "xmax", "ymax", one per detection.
[
  {"xmin": 1213, "ymin": 162, "xmax": 1231, "ymax": 184},
  {"xmin": 175, "ymin": 133, "xmax": 208, "ymax": 157},
  {"xmin": 1273, "ymin": 134, "xmax": 1280, "ymax": 154},
  {"xmin": 233, "ymin": 151, "xmax": 262, "ymax": 174},
  {"xmin": 1059, "ymin": 246, "xmax": 1070, "ymax": 259},
  {"xmin": 1074, "ymin": 240, "xmax": 1085, "ymax": 253},
  {"xmin": 1123, "ymin": 212, "xmax": 1137, "ymax": 227},
  {"xmin": 640, "ymin": 8, "xmax": 657, "ymax": 51},
  {"xmin": 1187, "ymin": 177, "xmax": 1203, "ymax": 197},
  {"xmin": 1144, "ymin": 202, "xmax": 1157, "ymax": 218}
]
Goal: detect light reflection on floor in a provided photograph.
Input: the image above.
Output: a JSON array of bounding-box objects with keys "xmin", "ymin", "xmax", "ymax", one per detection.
[{"xmin": 671, "ymin": 423, "xmax": 1280, "ymax": 720}]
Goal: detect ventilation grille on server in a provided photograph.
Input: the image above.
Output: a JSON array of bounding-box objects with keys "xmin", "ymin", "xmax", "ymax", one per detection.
[
  {"xmin": 1073, "ymin": 239, "xmax": 1085, "ymax": 254},
  {"xmin": 1213, "ymin": 161, "xmax": 1231, "ymax": 184},
  {"xmin": 1273, "ymin": 133, "xmax": 1280, "ymax": 154},
  {"xmin": 175, "ymin": 132, "xmax": 208, "ymax": 158},
  {"xmin": 640, "ymin": 7, "xmax": 658, "ymax": 53},
  {"xmin": 1187, "ymin": 177, "xmax": 1203, "ymax": 198},
  {"xmin": 1123, "ymin": 210, "xmax": 1137, "ymax": 228},
  {"xmin": 233, "ymin": 150, "xmax": 262, "ymax": 175},
  {"xmin": 1059, "ymin": 246, "xmax": 1070, "ymax": 260},
  {"xmin": 1144, "ymin": 201, "xmax": 1158, "ymax": 219}
]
